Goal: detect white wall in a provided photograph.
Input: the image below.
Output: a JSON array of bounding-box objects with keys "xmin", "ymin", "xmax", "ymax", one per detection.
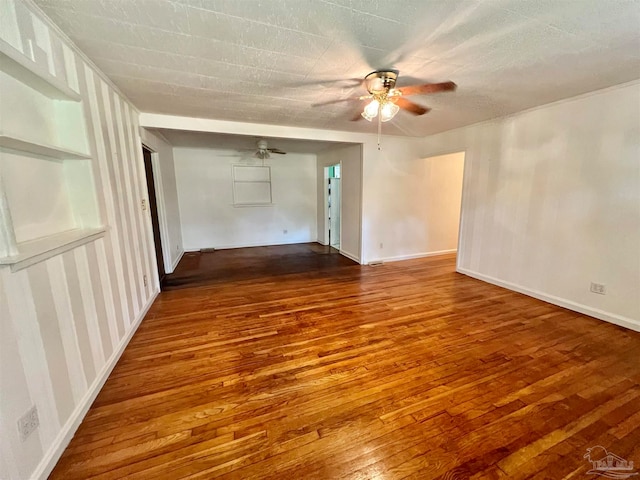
[
  {"xmin": 140, "ymin": 128, "xmax": 183, "ymax": 272},
  {"xmin": 360, "ymin": 136, "xmax": 432, "ymax": 262},
  {"xmin": 421, "ymin": 81, "xmax": 640, "ymax": 330},
  {"xmin": 423, "ymin": 153, "xmax": 464, "ymax": 254},
  {"xmin": 361, "ymin": 145, "xmax": 466, "ymax": 263},
  {"xmin": 338, "ymin": 147, "xmax": 363, "ymax": 262},
  {"xmin": 174, "ymin": 147, "xmax": 317, "ymax": 250},
  {"xmin": 316, "ymin": 144, "xmax": 363, "ymax": 261},
  {"xmin": 0, "ymin": 1, "xmax": 158, "ymax": 478}
]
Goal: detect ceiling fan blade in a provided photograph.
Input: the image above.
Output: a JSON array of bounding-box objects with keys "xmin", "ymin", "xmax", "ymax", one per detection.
[
  {"xmin": 396, "ymin": 81, "xmax": 457, "ymax": 96},
  {"xmin": 287, "ymin": 77, "xmax": 362, "ymax": 89},
  {"xmin": 312, "ymin": 95, "xmax": 368, "ymax": 107},
  {"xmin": 395, "ymin": 97, "xmax": 431, "ymax": 116},
  {"xmin": 268, "ymin": 148, "xmax": 287, "ymax": 154}
]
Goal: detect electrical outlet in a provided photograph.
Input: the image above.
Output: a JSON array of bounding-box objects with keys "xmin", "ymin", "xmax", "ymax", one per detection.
[
  {"xmin": 141, "ymin": 199, "xmax": 147, "ymax": 211},
  {"xmin": 379, "ymin": 242, "xmax": 383, "ymax": 249},
  {"xmin": 590, "ymin": 282, "xmax": 606, "ymax": 295},
  {"xmin": 17, "ymin": 406, "xmax": 39, "ymax": 442},
  {"xmin": 283, "ymin": 229, "xmax": 288, "ymax": 234},
  {"xmin": 143, "ymin": 275, "xmax": 148, "ymax": 287}
]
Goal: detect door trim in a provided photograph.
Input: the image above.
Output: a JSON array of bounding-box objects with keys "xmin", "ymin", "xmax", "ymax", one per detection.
[{"xmin": 142, "ymin": 146, "xmax": 166, "ymax": 287}]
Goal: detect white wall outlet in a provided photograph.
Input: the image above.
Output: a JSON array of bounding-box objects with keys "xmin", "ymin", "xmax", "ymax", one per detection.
[
  {"xmin": 141, "ymin": 199, "xmax": 147, "ymax": 211},
  {"xmin": 590, "ymin": 282, "xmax": 606, "ymax": 295},
  {"xmin": 379, "ymin": 242, "xmax": 383, "ymax": 249},
  {"xmin": 17, "ymin": 406, "xmax": 39, "ymax": 442},
  {"xmin": 143, "ymin": 275, "xmax": 148, "ymax": 287}
]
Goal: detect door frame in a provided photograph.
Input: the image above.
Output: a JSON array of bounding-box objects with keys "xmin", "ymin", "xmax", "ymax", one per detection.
[
  {"xmin": 142, "ymin": 145, "xmax": 167, "ymax": 287},
  {"xmin": 329, "ymin": 177, "xmax": 342, "ymax": 248},
  {"xmin": 324, "ymin": 163, "xmax": 341, "ymax": 249}
]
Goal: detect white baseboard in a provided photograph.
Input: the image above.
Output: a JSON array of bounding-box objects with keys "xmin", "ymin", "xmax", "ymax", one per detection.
[
  {"xmin": 184, "ymin": 238, "xmax": 315, "ymax": 251},
  {"xmin": 35, "ymin": 289, "xmax": 160, "ymax": 480},
  {"xmin": 168, "ymin": 249, "xmax": 184, "ymax": 273},
  {"xmin": 457, "ymin": 267, "xmax": 640, "ymax": 333},
  {"xmin": 372, "ymin": 249, "xmax": 457, "ymax": 264},
  {"xmin": 339, "ymin": 249, "xmax": 361, "ymax": 264}
]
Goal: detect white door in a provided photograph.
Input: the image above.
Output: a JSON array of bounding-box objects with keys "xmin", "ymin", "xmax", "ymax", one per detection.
[{"xmin": 329, "ymin": 178, "xmax": 341, "ymax": 248}]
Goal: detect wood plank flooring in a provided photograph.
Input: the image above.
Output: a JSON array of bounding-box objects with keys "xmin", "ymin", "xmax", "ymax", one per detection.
[
  {"xmin": 50, "ymin": 247, "xmax": 640, "ymax": 479},
  {"xmin": 163, "ymin": 243, "xmax": 354, "ymax": 290}
]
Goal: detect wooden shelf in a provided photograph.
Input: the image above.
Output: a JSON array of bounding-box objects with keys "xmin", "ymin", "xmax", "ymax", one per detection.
[
  {"xmin": 0, "ymin": 227, "xmax": 106, "ymax": 272},
  {"xmin": 0, "ymin": 37, "xmax": 81, "ymax": 101},
  {"xmin": 0, "ymin": 133, "xmax": 91, "ymax": 160}
]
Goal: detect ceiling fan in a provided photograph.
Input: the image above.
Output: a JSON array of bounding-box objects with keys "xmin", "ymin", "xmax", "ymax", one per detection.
[
  {"xmin": 315, "ymin": 70, "xmax": 456, "ymax": 148},
  {"xmin": 318, "ymin": 70, "xmax": 456, "ymax": 121},
  {"xmin": 250, "ymin": 139, "xmax": 287, "ymax": 160}
]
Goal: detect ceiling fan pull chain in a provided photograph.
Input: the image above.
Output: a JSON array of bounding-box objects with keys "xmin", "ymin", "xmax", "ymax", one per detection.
[{"xmin": 377, "ymin": 106, "xmax": 382, "ymax": 150}]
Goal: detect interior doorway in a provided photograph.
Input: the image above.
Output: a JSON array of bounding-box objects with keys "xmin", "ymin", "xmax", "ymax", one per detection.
[
  {"xmin": 142, "ymin": 146, "xmax": 166, "ymax": 288},
  {"xmin": 326, "ymin": 164, "xmax": 341, "ymax": 249}
]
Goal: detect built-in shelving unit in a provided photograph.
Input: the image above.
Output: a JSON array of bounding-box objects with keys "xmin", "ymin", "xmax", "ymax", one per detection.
[
  {"xmin": 0, "ymin": 133, "xmax": 92, "ymax": 160},
  {"xmin": 0, "ymin": 227, "xmax": 106, "ymax": 272},
  {"xmin": 0, "ymin": 36, "xmax": 102, "ymax": 270},
  {"xmin": 0, "ymin": 37, "xmax": 81, "ymax": 101}
]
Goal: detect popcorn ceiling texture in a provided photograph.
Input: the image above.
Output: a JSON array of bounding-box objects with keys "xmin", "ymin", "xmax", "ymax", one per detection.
[{"xmin": 35, "ymin": 0, "xmax": 640, "ymax": 136}]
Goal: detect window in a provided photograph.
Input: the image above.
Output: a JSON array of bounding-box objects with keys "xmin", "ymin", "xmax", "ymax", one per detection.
[{"xmin": 232, "ymin": 165, "xmax": 272, "ymax": 206}]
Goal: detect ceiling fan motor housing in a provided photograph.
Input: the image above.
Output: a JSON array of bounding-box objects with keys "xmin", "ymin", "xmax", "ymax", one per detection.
[{"xmin": 365, "ymin": 70, "xmax": 399, "ymax": 94}]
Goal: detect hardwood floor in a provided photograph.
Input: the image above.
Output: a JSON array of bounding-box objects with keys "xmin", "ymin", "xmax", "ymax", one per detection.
[
  {"xmin": 50, "ymin": 249, "xmax": 640, "ymax": 479},
  {"xmin": 163, "ymin": 243, "xmax": 355, "ymax": 290}
]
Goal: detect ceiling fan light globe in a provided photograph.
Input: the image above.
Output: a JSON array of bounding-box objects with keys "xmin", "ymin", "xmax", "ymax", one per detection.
[
  {"xmin": 363, "ymin": 99, "xmax": 380, "ymax": 118},
  {"xmin": 361, "ymin": 111, "xmax": 375, "ymax": 121},
  {"xmin": 380, "ymin": 102, "xmax": 400, "ymax": 122}
]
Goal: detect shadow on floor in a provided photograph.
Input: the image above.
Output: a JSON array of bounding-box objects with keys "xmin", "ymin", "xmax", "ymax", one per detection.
[{"xmin": 162, "ymin": 243, "xmax": 360, "ymax": 290}]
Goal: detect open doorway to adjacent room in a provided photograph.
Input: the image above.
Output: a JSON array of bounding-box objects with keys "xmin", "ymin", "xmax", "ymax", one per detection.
[
  {"xmin": 326, "ymin": 163, "xmax": 341, "ymax": 250},
  {"xmin": 421, "ymin": 151, "xmax": 465, "ymax": 260},
  {"xmin": 141, "ymin": 130, "xmax": 363, "ymax": 289}
]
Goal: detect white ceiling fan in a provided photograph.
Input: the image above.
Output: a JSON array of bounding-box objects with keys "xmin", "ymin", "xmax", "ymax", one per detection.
[
  {"xmin": 219, "ymin": 138, "xmax": 288, "ymax": 162},
  {"xmin": 251, "ymin": 139, "xmax": 286, "ymax": 160}
]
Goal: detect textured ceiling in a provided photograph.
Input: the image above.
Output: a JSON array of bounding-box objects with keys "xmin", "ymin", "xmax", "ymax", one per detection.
[
  {"xmin": 36, "ymin": 0, "xmax": 640, "ymax": 136},
  {"xmin": 155, "ymin": 129, "xmax": 349, "ymax": 153}
]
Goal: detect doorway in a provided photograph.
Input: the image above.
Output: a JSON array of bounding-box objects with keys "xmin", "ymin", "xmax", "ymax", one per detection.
[
  {"xmin": 327, "ymin": 164, "xmax": 341, "ymax": 249},
  {"xmin": 142, "ymin": 146, "xmax": 166, "ymax": 288},
  {"xmin": 421, "ymin": 151, "xmax": 465, "ymax": 258}
]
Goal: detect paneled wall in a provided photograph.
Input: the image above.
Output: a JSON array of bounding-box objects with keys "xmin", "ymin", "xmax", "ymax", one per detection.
[{"xmin": 0, "ymin": 1, "xmax": 158, "ymax": 478}]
